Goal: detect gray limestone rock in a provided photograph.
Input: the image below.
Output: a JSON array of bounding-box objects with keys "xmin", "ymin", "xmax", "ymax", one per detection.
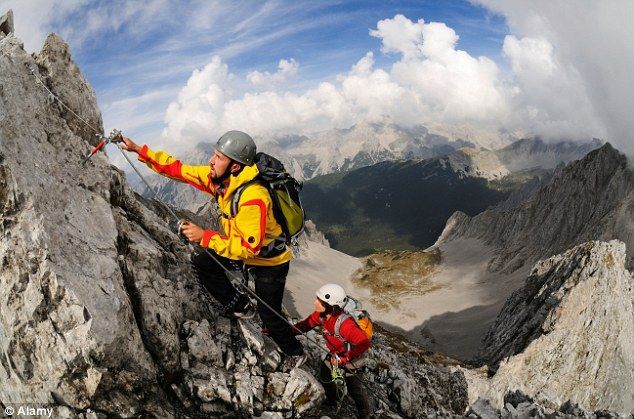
[
  {"xmin": 476, "ymin": 241, "xmax": 634, "ymax": 414},
  {"xmin": 238, "ymin": 317, "xmax": 266, "ymax": 355},
  {"xmin": 0, "ymin": 9, "xmax": 13, "ymax": 36},
  {"xmin": 467, "ymin": 397, "xmax": 501, "ymax": 419},
  {"xmin": 438, "ymin": 144, "xmax": 634, "ymax": 272},
  {"xmin": 282, "ymin": 368, "xmax": 325, "ymax": 415}
]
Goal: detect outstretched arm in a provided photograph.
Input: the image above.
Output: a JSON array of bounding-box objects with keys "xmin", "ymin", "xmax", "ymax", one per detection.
[
  {"xmin": 293, "ymin": 311, "xmax": 321, "ymax": 334},
  {"xmin": 120, "ymin": 136, "xmax": 214, "ymax": 195}
]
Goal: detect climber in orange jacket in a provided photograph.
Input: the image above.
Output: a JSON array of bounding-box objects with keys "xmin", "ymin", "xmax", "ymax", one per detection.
[
  {"xmin": 294, "ymin": 284, "xmax": 372, "ymax": 417},
  {"xmin": 120, "ymin": 131, "xmax": 304, "ymax": 362}
]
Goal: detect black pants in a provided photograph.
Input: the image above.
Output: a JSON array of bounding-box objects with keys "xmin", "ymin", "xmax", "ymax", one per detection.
[
  {"xmin": 319, "ymin": 358, "xmax": 372, "ymax": 418},
  {"xmin": 191, "ymin": 250, "xmax": 303, "ymax": 356}
]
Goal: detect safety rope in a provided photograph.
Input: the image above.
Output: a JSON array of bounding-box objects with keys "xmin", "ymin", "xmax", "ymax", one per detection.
[
  {"xmin": 329, "ymin": 361, "xmax": 348, "ymax": 414},
  {"xmin": 26, "ymin": 63, "xmax": 331, "ymax": 357}
]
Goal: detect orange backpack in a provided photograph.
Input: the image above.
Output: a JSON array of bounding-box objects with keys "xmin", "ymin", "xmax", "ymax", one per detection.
[{"xmin": 333, "ymin": 296, "xmax": 374, "ymax": 343}]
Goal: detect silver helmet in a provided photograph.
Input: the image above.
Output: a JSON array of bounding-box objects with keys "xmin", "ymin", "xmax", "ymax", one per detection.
[{"xmin": 215, "ymin": 130, "xmax": 256, "ymax": 165}]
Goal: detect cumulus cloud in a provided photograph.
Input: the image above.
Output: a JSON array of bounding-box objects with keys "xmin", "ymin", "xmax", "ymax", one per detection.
[
  {"xmin": 501, "ymin": 35, "xmax": 604, "ymax": 139},
  {"xmin": 163, "ymin": 9, "xmax": 628, "ymax": 152},
  {"xmin": 162, "ymin": 15, "xmax": 514, "ymax": 150},
  {"xmin": 162, "ymin": 56, "xmax": 233, "ymax": 147},
  {"xmin": 369, "ymin": 14, "xmax": 424, "ymax": 59},
  {"xmin": 247, "ymin": 58, "xmax": 298, "ymax": 87}
]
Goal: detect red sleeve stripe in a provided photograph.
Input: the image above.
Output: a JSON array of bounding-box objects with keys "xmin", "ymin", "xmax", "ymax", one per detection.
[
  {"xmin": 201, "ymin": 230, "xmax": 219, "ymax": 247},
  {"xmin": 138, "ymin": 144, "xmax": 150, "ymax": 161},
  {"xmin": 240, "ymin": 199, "xmax": 267, "ymax": 252},
  {"xmin": 138, "ymin": 145, "xmax": 184, "ymax": 181},
  {"xmin": 149, "ymin": 158, "xmax": 183, "ymax": 179}
]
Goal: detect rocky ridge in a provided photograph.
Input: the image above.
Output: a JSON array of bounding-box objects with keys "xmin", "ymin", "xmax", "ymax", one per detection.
[
  {"xmin": 468, "ymin": 240, "xmax": 633, "ymax": 415},
  {"xmin": 437, "ymin": 143, "xmax": 634, "ymax": 272},
  {"xmin": 0, "ymin": 13, "xmax": 466, "ymax": 418}
]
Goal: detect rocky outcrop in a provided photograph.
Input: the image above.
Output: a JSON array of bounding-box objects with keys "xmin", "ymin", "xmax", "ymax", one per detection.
[
  {"xmin": 438, "ymin": 143, "xmax": 634, "ymax": 272},
  {"xmin": 0, "ymin": 9, "xmax": 12, "ymax": 36},
  {"xmin": 0, "ymin": 15, "xmax": 467, "ymax": 417},
  {"xmin": 472, "ymin": 241, "xmax": 633, "ymax": 414},
  {"xmin": 467, "ymin": 390, "xmax": 624, "ymax": 419}
]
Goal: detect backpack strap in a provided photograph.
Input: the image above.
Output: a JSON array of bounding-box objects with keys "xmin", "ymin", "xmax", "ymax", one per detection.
[
  {"xmin": 230, "ymin": 179, "xmax": 287, "ymax": 258},
  {"xmin": 230, "ymin": 179, "xmax": 259, "ymax": 217},
  {"xmin": 334, "ymin": 313, "xmax": 354, "ymax": 352},
  {"xmin": 333, "ymin": 313, "xmax": 350, "ymax": 340}
]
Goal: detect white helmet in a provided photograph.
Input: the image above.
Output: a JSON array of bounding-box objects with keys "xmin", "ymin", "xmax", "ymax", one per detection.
[{"xmin": 316, "ymin": 284, "xmax": 348, "ymax": 307}]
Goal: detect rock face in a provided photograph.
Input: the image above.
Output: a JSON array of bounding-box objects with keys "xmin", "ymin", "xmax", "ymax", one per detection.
[
  {"xmin": 0, "ymin": 9, "xmax": 13, "ymax": 36},
  {"xmin": 438, "ymin": 143, "xmax": 634, "ymax": 272},
  {"xmin": 0, "ymin": 18, "xmax": 467, "ymax": 417},
  {"xmin": 474, "ymin": 241, "xmax": 634, "ymax": 414}
]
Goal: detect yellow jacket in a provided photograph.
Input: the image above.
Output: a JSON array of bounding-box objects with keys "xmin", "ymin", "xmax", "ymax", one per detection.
[{"xmin": 137, "ymin": 145, "xmax": 292, "ymax": 267}]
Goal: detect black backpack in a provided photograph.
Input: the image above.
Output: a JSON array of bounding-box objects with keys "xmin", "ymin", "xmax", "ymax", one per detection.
[{"xmin": 231, "ymin": 153, "xmax": 306, "ymax": 257}]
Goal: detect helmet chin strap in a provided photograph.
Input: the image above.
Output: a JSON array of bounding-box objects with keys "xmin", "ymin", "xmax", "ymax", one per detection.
[{"xmin": 212, "ymin": 159, "xmax": 244, "ymax": 185}]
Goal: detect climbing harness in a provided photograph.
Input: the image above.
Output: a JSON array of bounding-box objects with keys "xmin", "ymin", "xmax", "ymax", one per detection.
[
  {"xmin": 26, "ymin": 63, "xmax": 331, "ymax": 357},
  {"xmin": 318, "ymin": 355, "xmax": 349, "ymax": 414}
]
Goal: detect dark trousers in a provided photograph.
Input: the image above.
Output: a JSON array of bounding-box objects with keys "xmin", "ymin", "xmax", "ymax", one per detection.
[
  {"xmin": 191, "ymin": 250, "xmax": 303, "ymax": 356},
  {"xmin": 319, "ymin": 358, "xmax": 372, "ymax": 418}
]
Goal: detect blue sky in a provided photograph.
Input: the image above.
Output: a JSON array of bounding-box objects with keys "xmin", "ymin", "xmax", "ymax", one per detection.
[
  {"xmin": 74, "ymin": 1, "xmax": 507, "ymax": 93},
  {"xmin": 3, "ymin": 0, "xmax": 632, "ymax": 155},
  {"xmin": 4, "ymin": 0, "xmax": 507, "ymax": 141}
]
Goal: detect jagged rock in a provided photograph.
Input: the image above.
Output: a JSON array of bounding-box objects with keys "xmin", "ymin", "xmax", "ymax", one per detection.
[
  {"xmin": 465, "ymin": 389, "xmax": 626, "ymax": 419},
  {"xmin": 473, "ymin": 241, "xmax": 634, "ymax": 414},
  {"xmin": 438, "ymin": 144, "xmax": 634, "ymax": 272},
  {"xmin": 282, "ymin": 368, "xmax": 325, "ymax": 415},
  {"xmin": 504, "ymin": 390, "xmax": 533, "ymax": 408},
  {"xmin": 1, "ymin": 28, "xmax": 173, "ymax": 416},
  {"xmin": 35, "ymin": 34, "xmax": 103, "ymax": 145},
  {"xmin": 234, "ymin": 370, "xmax": 265, "ymax": 415},
  {"xmin": 238, "ymin": 318, "xmax": 266, "ymax": 356},
  {"xmin": 192, "ymin": 375, "xmax": 232, "ymax": 405},
  {"xmin": 256, "ymin": 413, "xmax": 286, "ymax": 419},
  {"xmin": 467, "ymin": 397, "xmax": 500, "ymax": 419},
  {"xmin": 0, "ymin": 9, "xmax": 13, "ymax": 36},
  {"xmin": 184, "ymin": 319, "xmax": 224, "ymax": 369},
  {"xmin": 264, "ymin": 372, "xmax": 289, "ymax": 410}
]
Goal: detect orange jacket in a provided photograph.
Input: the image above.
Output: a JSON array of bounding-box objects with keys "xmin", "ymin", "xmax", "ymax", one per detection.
[{"xmin": 137, "ymin": 145, "xmax": 292, "ymax": 266}]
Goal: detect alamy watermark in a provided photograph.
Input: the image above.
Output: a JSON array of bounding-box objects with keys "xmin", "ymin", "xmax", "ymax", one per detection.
[{"xmin": 3, "ymin": 405, "xmax": 54, "ymax": 418}]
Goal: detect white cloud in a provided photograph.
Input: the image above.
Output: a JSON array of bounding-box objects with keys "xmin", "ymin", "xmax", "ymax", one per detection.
[
  {"xmin": 162, "ymin": 56, "xmax": 233, "ymax": 149},
  {"xmin": 162, "ymin": 15, "xmax": 513, "ymax": 150},
  {"xmin": 10, "ymin": 1, "xmax": 625, "ymax": 153},
  {"xmin": 472, "ymin": 0, "xmax": 632, "ymax": 150},
  {"xmin": 247, "ymin": 58, "xmax": 298, "ymax": 87},
  {"xmin": 501, "ymin": 35, "xmax": 603, "ymax": 139},
  {"xmin": 370, "ymin": 14, "xmax": 424, "ymax": 59}
]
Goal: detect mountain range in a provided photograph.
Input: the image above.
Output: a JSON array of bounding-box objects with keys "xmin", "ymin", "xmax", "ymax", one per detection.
[
  {"xmin": 303, "ymin": 139, "xmax": 599, "ymax": 256},
  {"xmin": 1, "ymin": 11, "xmax": 631, "ymax": 417}
]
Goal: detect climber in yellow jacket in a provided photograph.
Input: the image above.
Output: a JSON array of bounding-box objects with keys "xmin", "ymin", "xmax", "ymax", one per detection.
[{"xmin": 121, "ymin": 131, "xmax": 305, "ymax": 363}]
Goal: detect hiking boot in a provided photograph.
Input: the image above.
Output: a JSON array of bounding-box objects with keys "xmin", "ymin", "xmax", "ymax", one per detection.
[
  {"xmin": 280, "ymin": 353, "xmax": 307, "ymax": 372},
  {"xmin": 232, "ymin": 301, "xmax": 256, "ymax": 319}
]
